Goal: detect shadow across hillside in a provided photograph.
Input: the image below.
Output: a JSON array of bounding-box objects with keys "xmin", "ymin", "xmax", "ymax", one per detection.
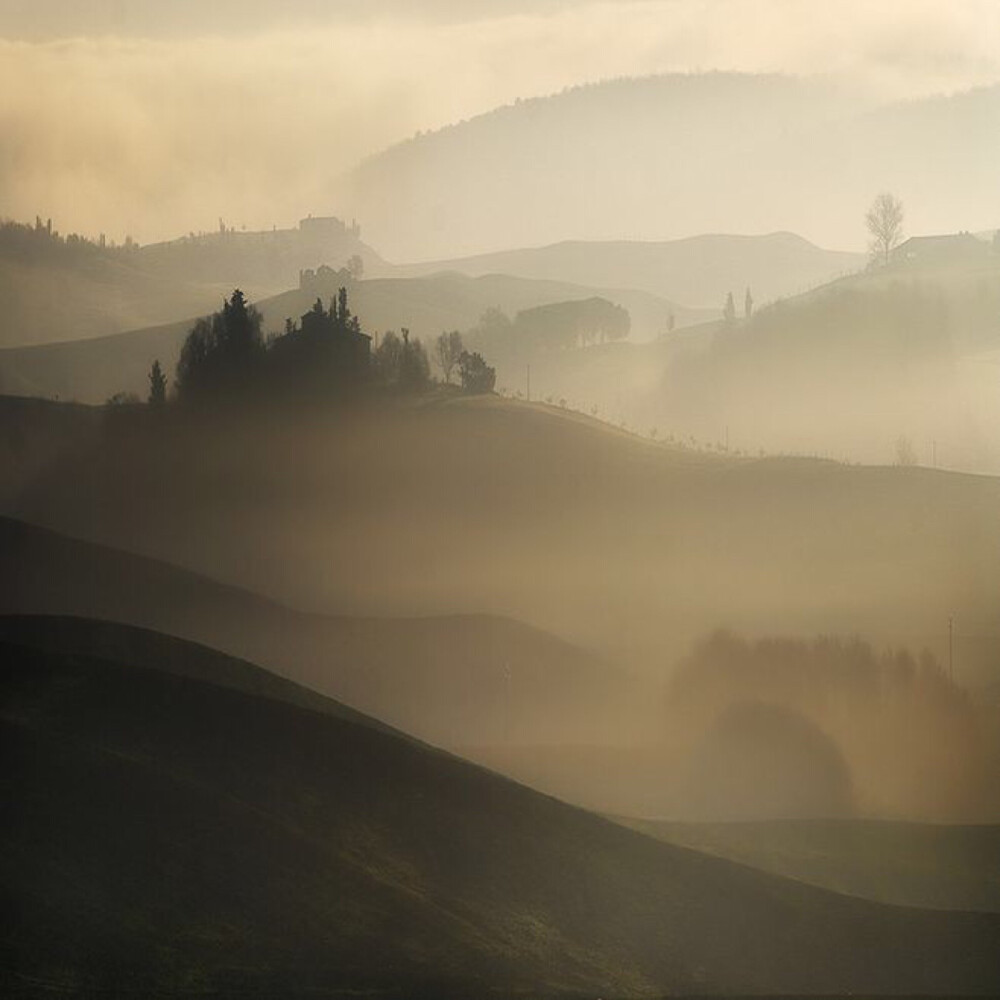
[{"xmin": 3, "ymin": 621, "xmax": 999, "ymax": 996}]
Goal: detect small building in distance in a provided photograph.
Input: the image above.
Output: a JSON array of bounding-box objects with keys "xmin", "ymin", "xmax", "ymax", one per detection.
[
  {"xmin": 891, "ymin": 233, "xmax": 988, "ymax": 267},
  {"xmin": 299, "ymin": 264, "xmax": 346, "ymax": 293},
  {"xmin": 299, "ymin": 214, "xmax": 361, "ymax": 240},
  {"xmin": 286, "ymin": 290, "xmax": 372, "ymax": 379}
]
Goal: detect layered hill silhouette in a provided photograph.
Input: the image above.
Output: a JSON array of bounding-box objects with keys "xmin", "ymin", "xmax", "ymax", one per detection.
[
  {"xmin": 3, "ymin": 620, "xmax": 999, "ymax": 996},
  {"xmin": 0, "ymin": 219, "xmax": 379, "ymax": 348},
  {"xmin": 0, "ymin": 271, "xmax": 703, "ymax": 403},
  {"xmin": 446, "ymin": 249, "xmax": 1000, "ymax": 474},
  {"xmin": 341, "ymin": 72, "xmax": 1000, "ymax": 260},
  {"xmin": 7, "ymin": 391, "xmax": 1000, "ymax": 689},
  {"xmin": 394, "ymin": 231, "xmax": 863, "ymax": 309},
  {"xmin": 0, "ymin": 516, "xmax": 637, "ymax": 748},
  {"xmin": 0, "ymin": 217, "xmax": 376, "ymax": 349}
]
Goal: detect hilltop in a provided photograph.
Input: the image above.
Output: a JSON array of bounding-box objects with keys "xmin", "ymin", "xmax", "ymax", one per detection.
[
  {"xmin": 341, "ymin": 73, "xmax": 1000, "ymax": 260},
  {"xmin": 394, "ymin": 231, "xmax": 863, "ymax": 309},
  {"xmin": 0, "ymin": 214, "xmax": 376, "ymax": 349},
  {"xmin": 3, "ymin": 621, "xmax": 999, "ymax": 996}
]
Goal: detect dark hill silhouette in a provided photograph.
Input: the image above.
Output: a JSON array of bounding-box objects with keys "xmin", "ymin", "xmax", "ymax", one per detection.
[
  {"xmin": 0, "ymin": 271, "xmax": 702, "ymax": 402},
  {"xmin": 0, "ymin": 516, "xmax": 637, "ymax": 748},
  {"xmin": 2, "ymin": 624, "xmax": 999, "ymax": 996}
]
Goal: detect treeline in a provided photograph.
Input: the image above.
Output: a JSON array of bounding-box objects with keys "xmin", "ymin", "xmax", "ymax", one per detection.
[
  {"xmin": 0, "ymin": 217, "xmax": 138, "ymax": 262},
  {"xmin": 468, "ymin": 297, "xmax": 630, "ymax": 359},
  {"xmin": 133, "ymin": 287, "xmax": 496, "ymax": 407},
  {"xmin": 667, "ymin": 630, "xmax": 987, "ymax": 821}
]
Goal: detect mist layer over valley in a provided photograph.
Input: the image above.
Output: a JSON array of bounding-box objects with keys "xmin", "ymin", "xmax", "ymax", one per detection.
[{"xmin": 3, "ymin": 3, "xmax": 1000, "ymax": 996}]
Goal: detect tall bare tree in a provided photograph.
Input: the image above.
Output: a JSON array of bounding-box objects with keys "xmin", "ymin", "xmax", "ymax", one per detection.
[
  {"xmin": 434, "ymin": 330, "xmax": 464, "ymax": 384},
  {"xmin": 866, "ymin": 192, "xmax": 904, "ymax": 267}
]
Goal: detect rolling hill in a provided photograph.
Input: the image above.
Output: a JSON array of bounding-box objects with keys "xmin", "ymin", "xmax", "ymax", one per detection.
[
  {"xmin": 341, "ymin": 73, "xmax": 1000, "ymax": 261},
  {"xmin": 0, "ymin": 271, "xmax": 704, "ymax": 403},
  {"xmin": 0, "ymin": 216, "xmax": 376, "ymax": 349},
  {"xmin": 393, "ymin": 231, "xmax": 864, "ymax": 310},
  {"xmin": 3, "ymin": 623, "xmax": 999, "ymax": 996},
  {"xmin": 0, "ymin": 516, "xmax": 637, "ymax": 749},
  {"xmin": 6, "ymin": 390, "xmax": 1000, "ymax": 688},
  {"xmin": 443, "ymin": 250, "xmax": 1000, "ymax": 474},
  {"xmin": 619, "ymin": 817, "xmax": 1000, "ymax": 913}
]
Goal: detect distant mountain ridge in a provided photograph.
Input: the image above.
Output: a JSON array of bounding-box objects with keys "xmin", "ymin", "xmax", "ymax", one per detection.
[
  {"xmin": 394, "ymin": 231, "xmax": 863, "ymax": 308},
  {"xmin": 341, "ymin": 72, "xmax": 1000, "ymax": 260}
]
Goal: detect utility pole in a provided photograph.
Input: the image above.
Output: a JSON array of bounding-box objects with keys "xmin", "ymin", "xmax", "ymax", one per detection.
[
  {"xmin": 503, "ymin": 662, "xmax": 512, "ymax": 744},
  {"xmin": 948, "ymin": 615, "xmax": 954, "ymax": 682},
  {"xmin": 526, "ymin": 364, "xmax": 531, "ymax": 403}
]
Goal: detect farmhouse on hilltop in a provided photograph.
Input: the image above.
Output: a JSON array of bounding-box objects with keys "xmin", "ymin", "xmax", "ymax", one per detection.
[{"xmin": 891, "ymin": 232, "xmax": 988, "ymax": 266}]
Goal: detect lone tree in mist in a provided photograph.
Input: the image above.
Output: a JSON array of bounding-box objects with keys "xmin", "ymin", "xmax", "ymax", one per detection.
[
  {"xmin": 399, "ymin": 329, "xmax": 431, "ymax": 389},
  {"xmin": 744, "ymin": 287, "xmax": 753, "ymax": 320},
  {"xmin": 148, "ymin": 359, "xmax": 167, "ymax": 406},
  {"xmin": 866, "ymin": 192, "xmax": 904, "ymax": 267},
  {"xmin": 434, "ymin": 330, "xmax": 464, "ymax": 383}
]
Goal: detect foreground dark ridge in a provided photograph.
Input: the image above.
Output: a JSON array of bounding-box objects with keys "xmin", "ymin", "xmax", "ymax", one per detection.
[
  {"xmin": 0, "ymin": 515, "xmax": 632, "ymax": 748},
  {"xmin": 2, "ymin": 620, "xmax": 999, "ymax": 997}
]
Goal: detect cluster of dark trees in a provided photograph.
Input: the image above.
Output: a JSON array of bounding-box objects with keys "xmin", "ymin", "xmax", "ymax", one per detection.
[
  {"xmin": 514, "ymin": 297, "xmax": 630, "ymax": 349},
  {"xmin": 462, "ymin": 297, "xmax": 630, "ymax": 366},
  {"xmin": 144, "ymin": 287, "xmax": 496, "ymax": 407},
  {"xmin": 669, "ymin": 630, "xmax": 983, "ymax": 821}
]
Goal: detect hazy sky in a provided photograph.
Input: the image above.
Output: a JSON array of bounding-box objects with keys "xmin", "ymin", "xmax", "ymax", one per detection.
[{"xmin": 2, "ymin": 0, "xmax": 998, "ymax": 248}]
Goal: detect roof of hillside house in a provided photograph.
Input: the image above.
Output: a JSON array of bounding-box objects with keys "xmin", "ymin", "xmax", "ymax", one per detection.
[{"xmin": 893, "ymin": 233, "xmax": 987, "ymax": 261}]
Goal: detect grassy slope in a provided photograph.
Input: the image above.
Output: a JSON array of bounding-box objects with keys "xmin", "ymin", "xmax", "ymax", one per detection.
[
  {"xmin": 0, "ymin": 516, "xmax": 638, "ymax": 748},
  {"xmin": 7, "ymin": 392, "xmax": 999, "ymax": 682},
  {"xmin": 0, "ymin": 223, "xmax": 376, "ymax": 350},
  {"xmin": 0, "ymin": 250, "xmax": 233, "ymax": 351},
  {"xmin": 2, "ymin": 626, "xmax": 999, "ymax": 996},
  {"xmin": 620, "ymin": 817, "xmax": 1000, "ymax": 912}
]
